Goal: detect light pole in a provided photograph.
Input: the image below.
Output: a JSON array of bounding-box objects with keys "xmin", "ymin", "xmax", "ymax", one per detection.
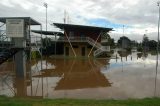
[
  {"xmin": 44, "ymin": 2, "xmax": 48, "ymax": 31},
  {"xmin": 157, "ymin": 2, "xmax": 160, "ymax": 54},
  {"xmin": 155, "ymin": 1, "xmax": 160, "ymax": 97},
  {"xmin": 43, "ymin": 2, "xmax": 48, "ymax": 49},
  {"xmin": 157, "ymin": 1, "xmax": 160, "ymax": 65},
  {"xmin": 44, "ymin": 2, "xmax": 48, "ymax": 97}
]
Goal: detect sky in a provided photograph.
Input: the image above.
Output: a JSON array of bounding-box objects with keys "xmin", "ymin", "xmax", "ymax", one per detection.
[{"xmin": 0, "ymin": 0, "xmax": 159, "ymax": 42}]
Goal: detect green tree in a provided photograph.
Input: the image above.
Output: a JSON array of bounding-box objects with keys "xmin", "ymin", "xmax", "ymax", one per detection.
[
  {"xmin": 148, "ymin": 40, "xmax": 157, "ymax": 50},
  {"xmin": 117, "ymin": 36, "xmax": 131, "ymax": 48},
  {"xmin": 101, "ymin": 33, "xmax": 115, "ymax": 47}
]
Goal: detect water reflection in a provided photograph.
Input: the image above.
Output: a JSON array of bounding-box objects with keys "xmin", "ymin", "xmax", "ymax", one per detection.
[
  {"xmin": 0, "ymin": 51, "xmax": 160, "ymax": 99},
  {"xmin": 33, "ymin": 59, "xmax": 111, "ymax": 90},
  {"xmin": 154, "ymin": 50, "xmax": 159, "ymax": 97},
  {"xmin": 137, "ymin": 52, "xmax": 143, "ymax": 59}
]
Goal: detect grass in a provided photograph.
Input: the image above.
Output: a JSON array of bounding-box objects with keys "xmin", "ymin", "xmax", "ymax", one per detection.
[{"xmin": 1, "ymin": 96, "xmax": 160, "ymax": 106}]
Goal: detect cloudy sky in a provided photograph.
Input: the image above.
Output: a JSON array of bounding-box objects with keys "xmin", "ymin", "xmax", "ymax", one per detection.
[{"xmin": 0, "ymin": 0, "xmax": 159, "ymax": 42}]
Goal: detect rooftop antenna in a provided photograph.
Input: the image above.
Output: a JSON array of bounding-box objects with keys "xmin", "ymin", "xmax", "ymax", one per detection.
[
  {"xmin": 67, "ymin": 14, "xmax": 70, "ymax": 24},
  {"xmin": 64, "ymin": 10, "xmax": 67, "ymax": 24}
]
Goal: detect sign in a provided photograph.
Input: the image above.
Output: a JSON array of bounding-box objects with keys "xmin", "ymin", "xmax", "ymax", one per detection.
[{"xmin": 6, "ymin": 19, "xmax": 24, "ymax": 37}]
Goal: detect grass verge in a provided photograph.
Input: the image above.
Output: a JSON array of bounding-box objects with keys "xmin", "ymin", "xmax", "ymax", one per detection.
[{"xmin": 0, "ymin": 96, "xmax": 160, "ymax": 106}]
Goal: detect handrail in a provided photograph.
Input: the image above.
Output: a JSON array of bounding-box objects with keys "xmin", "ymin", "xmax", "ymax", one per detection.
[
  {"xmin": 86, "ymin": 37, "xmax": 101, "ymax": 48},
  {"xmin": 56, "ymin": 36, "xmax": 102, "ymax": 48},
  {"xmin": 94, "ymin": 46, "xmax": 110, "ymax": 57},
  {"xmin": 50, "ymin": 36, "xmax": 111, "ymax": 57},
  {"xmin": 56, "ymin": 36, "xmax": 88, "ymax": 42},
  {"xmin": 55, "ymin": 36, "xmax": 102, "ymax": 48},
  {"xmin": 0, "ymin": 23, "xmax": 5, "ymax": 28}
]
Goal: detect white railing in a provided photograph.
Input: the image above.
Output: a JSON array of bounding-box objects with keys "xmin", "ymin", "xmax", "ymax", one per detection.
[
  {"xmin": 86, "ymin": 37, "xmax": 101, "ymax": 48},
  {"xmin": 57, "ymin": 37, "xmax": 103, "ymax": 49},
  {"xmin": 94, "ymin": 46, "xmax": 110, "ymax": 57},
  {"xmin": 0, "ymin": 30, "xmax": 9, "ymax": 41},
  {"xmin": 101, "ymin": 39, "xmax": 108, "ymax": 43},
  {"xmin": 101, "ymin": 46, "xmax": 110, "ymax": 51},
  {"xmin": 30, "ymin": 36, "xmax": 42, "ymax": 47},
  {"xmin": 94, "ymin": 48, "xmax": 103, "ymax": 57},
  {"xmin": 56, "ymin": 36, "xmax": 110, "ymax": 57},
  {"xmin": 57, "ymin": 37, "xmax": 88, "ymax": 42},
  {"xmin": 57, "ymin": 36, "xmax": 102, "ymax": 49}
]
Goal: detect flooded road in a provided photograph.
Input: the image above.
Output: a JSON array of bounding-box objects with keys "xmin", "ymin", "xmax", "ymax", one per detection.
[{"xmin": 0, "ymin": 51, "xmax": 160, "ymax": 99}]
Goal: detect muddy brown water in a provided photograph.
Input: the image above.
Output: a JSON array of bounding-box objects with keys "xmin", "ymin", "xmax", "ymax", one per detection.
[{"xmin": 0, "ymin": 51, "xmax": 159, "ymax": 100}]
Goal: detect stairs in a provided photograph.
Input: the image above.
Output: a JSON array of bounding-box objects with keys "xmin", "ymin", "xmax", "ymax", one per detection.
[
  {"xmin": 87, "ymin": 37, "xmax": 101, "ymax": 48},
  {"xmin": 94, "ymin": 46, "xmax": 110, "ymax": 57},
  {"xmin": 86, "ymin": 37, "xmax": 110, "ymax": 57},
  {"xmin": 54, "ymin": 33, "xmax": 110, "ymax": 57}
]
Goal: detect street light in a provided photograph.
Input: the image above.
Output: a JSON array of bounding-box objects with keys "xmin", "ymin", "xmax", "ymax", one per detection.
[
  {"xmin": 157, "ymin": 1, "xmax": 160, "ymax": 54},
  {"xmin": 155, "ymin": 1, "xmax": 160, "ymax": 97},
  {"xmin": 44, "ymin": 2, "xmax": 48, "ymax": 31},
  {"xmin": 43, "ymin": 2, "xmax": 48, "ymax": 49},
  {"xmin": 44, "ymin": 2, "xmax": 48, "ymax": 97}
]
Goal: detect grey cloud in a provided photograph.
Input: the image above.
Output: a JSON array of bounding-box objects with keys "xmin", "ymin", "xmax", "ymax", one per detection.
[
  {"xmin": 0, "ymin": 0, "xmax": 159, "ymax": 41},
  {"xmin": 83, "ymin": 0, "xmax": 158, "ymax": 26}
]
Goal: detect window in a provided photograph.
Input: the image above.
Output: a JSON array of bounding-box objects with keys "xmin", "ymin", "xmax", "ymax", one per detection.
[
  {"xmin": 73, "ymin": 45, "xmax": 78, "ymax": 48},
  {"xmin": 69, "ymin": 31, "xmax": 74, "ymax": 37}
]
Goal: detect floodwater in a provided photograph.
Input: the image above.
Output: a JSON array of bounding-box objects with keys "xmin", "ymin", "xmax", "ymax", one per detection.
[{"xmin": 0, "ymin": 51, "xmax": 160, "ymax": 100}]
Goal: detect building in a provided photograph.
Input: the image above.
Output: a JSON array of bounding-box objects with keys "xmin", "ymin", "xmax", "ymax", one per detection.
[
  {"xmin": 31, "ymin": 30, "xmax": 64, "ymax": 55},
  {"xmin": 53, "ymin": 23, "xmax": 113, "ymax": 57}
]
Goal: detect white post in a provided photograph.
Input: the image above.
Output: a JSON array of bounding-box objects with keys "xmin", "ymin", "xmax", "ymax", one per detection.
[
  {"xmin": 155, "ymin": 1, "xmax": 160, "ymax": 97},
  {"xmin": 157, "ymin": 2, "xmax": 160, "ymax": 54}
]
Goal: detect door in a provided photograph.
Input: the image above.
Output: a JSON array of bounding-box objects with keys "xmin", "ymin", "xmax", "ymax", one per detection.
[{"xmin": 81, "ymin": 47, "xmax": 85, "ymax": 56}]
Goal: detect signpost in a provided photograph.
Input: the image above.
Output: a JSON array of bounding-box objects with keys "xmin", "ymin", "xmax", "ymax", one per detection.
[
  {"xmin": 6, "ymin": 19, "xmax": 26, "ymax": 78},
  {"xmin": 6, "ymin": 19, "xmax": 24, "ymax": 38}
]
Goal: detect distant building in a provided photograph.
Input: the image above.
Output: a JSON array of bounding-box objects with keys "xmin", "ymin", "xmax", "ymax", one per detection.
[{"xmin": 142, "ymin": 34, "xmax": 149, "ymax": 51}]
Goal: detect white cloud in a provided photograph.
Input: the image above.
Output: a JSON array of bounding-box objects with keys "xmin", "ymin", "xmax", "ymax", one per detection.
[
  {"xmin": 0, "ymin": 0, "xmax": 159, "ymax": 41},
  {"xmin": 1, "ymin": 0, "xmax": 14, "ymax": 7}
]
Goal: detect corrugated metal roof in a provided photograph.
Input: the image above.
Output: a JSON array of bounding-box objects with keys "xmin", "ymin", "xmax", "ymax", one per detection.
[
  {"xmin": 53, "ymin": 23, "xmax": 113, "ymax": 32},
  {"xmin": 32, "ymin": 30, "xmax": 64, "ymax": 36},
  {"xmin": 0, "ymin": 17, "xmax": 41, "ymax": 25}
]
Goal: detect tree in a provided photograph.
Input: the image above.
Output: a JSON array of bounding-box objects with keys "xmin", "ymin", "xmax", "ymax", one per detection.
[
  {"xmin": 117, "ymin": 36, "xmax": 131, "ymax": 48},
  {"xmin": 41, "ymin": 38, "xmax": 52, "ymax": 55},
  {"xmin": 42, "ymin": 37, "xmax": 52, "ymax": 47},
  {"xmin": 148, "ymin": 40, "xmax": 157, "ymax": 50},
  {"xmin": 101, "ymin": 33, "xmax": 115, "ymax": 47}
]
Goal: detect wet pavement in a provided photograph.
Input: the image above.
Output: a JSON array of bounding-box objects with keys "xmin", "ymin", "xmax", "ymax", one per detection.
[{"xmin": 0, "ymin": 51, "xmax": 160, "ymax": 100}]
